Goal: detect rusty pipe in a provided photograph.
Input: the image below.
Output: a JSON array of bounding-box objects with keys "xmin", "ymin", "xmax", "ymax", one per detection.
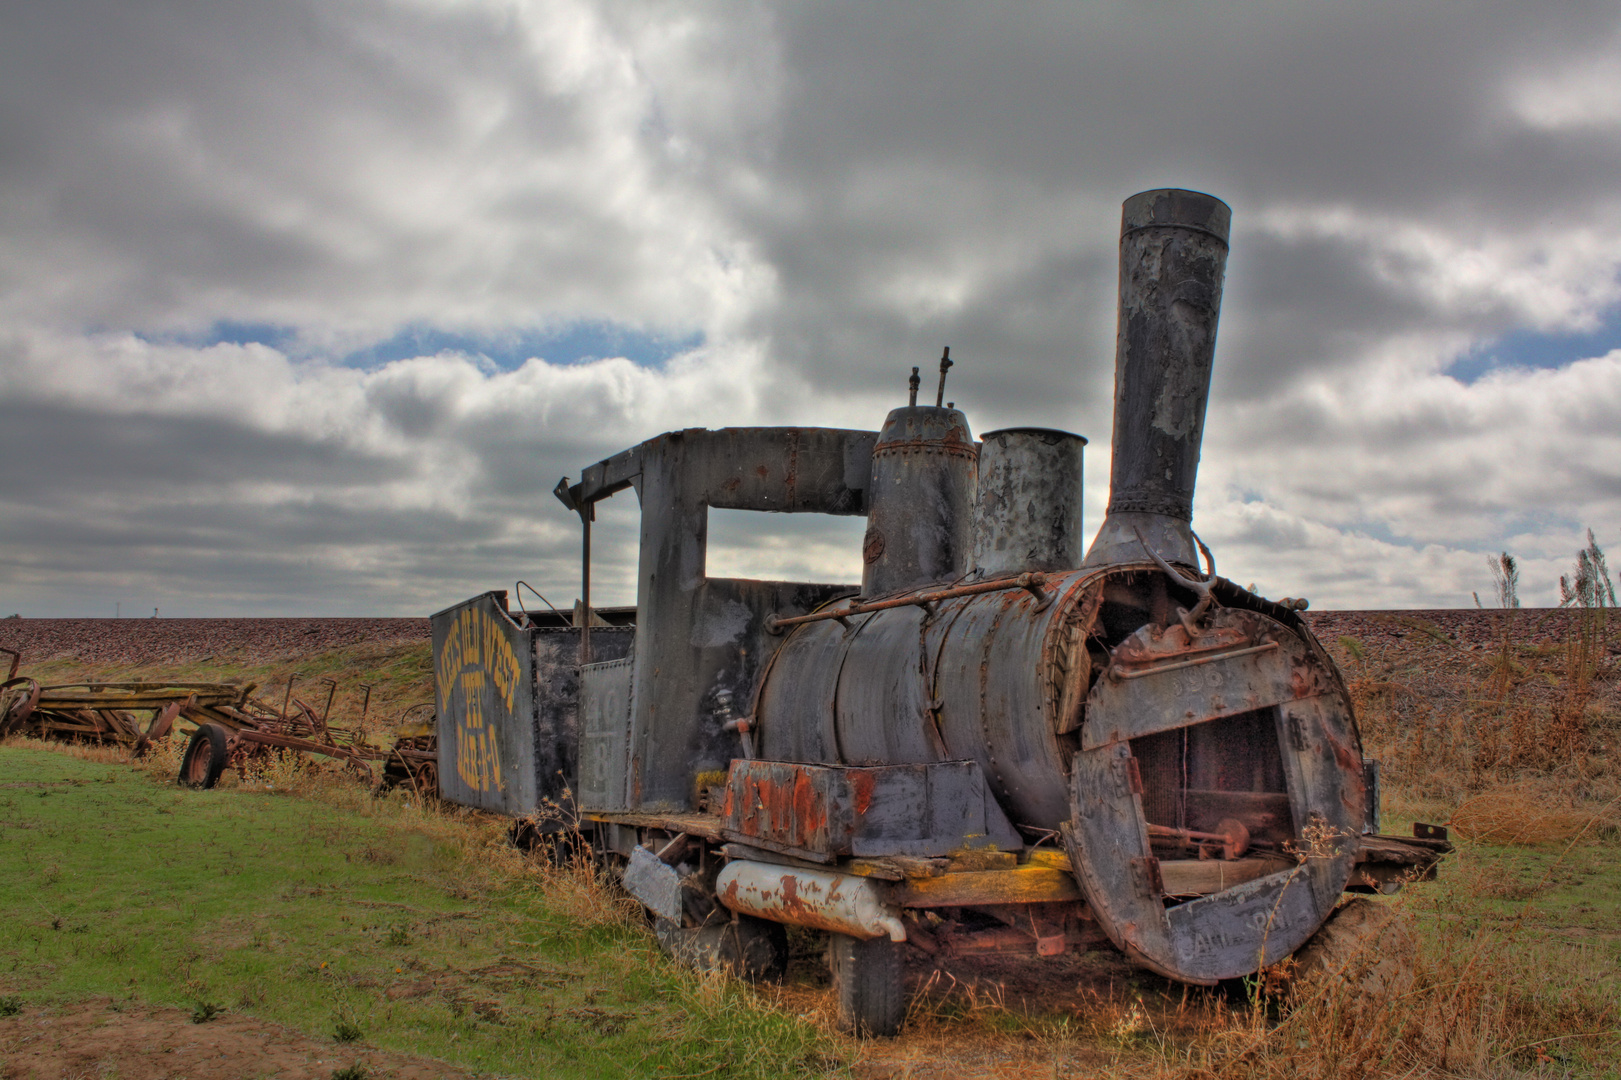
[
  {"xmin": 1135, "ymin": 527, "xmax": 1215, "ymax": 633},
  {"xmin": 1147, "ymin": 819, "xmax": 1250, "ymax": 860},
  {"xmin": 766, "ymin": 572, "xmax": 1048, "ymax": 633},
  {"xmin": 1112, "ymin": 640, "xmax": 1278, "ymax": 680}
]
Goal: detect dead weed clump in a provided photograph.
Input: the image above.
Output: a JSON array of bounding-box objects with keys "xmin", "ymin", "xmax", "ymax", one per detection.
[
  {"xmin": 1166, "ymin": 901, "xmax": 1619, "ymax": 1079},
  {"xmin": 507, "ymin": 837, "xmax": 642, "ymax": 933},
  {"xmin": 1448, "ymin": 788, "xmax": 1621, "ymax": 844}
]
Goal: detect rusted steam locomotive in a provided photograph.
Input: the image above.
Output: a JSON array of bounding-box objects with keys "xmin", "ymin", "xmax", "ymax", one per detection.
[{"xmin": 430, "ymin": 189, "xmax": 1447, "ymax": 1035}]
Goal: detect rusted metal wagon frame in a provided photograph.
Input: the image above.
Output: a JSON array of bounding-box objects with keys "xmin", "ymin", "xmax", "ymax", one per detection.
[
  {"xmin": 0, "ymin": 645, "xmax": 439, "ymax": 796},
  {"xmin": 0, "ymin": 671, "xmax": 250, "ymax": 754},
  {"xmin": 174, "ymin": 695, "xmax": 441, "ymax": 794}
]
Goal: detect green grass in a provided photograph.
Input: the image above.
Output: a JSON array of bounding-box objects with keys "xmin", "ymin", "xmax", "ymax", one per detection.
[
  {"xmin": 0, "ymin": 743, "xmax": 842, "ymax": 1078},
  {"xmin": 1379, "ymin": 793, "xmax": 1621, "ymax": 966},
  {"xmin": 1431, "ymin": 837, "xmax": 1621, "ymax": 955}
]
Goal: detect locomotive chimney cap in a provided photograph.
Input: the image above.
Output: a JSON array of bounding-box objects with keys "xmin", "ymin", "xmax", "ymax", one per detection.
[{"xmin": 1120, "ymin": 189, "xmax": 1231, "ymax": 244}]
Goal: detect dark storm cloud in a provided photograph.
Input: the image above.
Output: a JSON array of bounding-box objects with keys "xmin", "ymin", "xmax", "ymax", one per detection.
[
  {"xmin": 0, "ymin": 402, "xmax": 408, "ymax": 500},
  {"xmin": 740, "ymin": 2, "xmax": 1621, "ymax": 404},
  {"xmin": 4, "ymin": 1, "xmax": 1621, "ymax": 613},
  {"xmin": 0, "ymin": 0, "xmax": 744, "ymax": 342}
]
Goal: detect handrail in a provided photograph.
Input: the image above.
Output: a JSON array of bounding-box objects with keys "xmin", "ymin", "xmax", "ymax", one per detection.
[
  {"xmin": 1112, "ymin": 641, "xmax": 1279, "ymax": 680},
  {"xmin": 765, "ymin": 572, "xmax": 1051, "ymax": 634}
]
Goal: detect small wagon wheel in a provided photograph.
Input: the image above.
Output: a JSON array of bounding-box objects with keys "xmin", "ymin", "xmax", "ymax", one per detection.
[
  {"xmin": 0, "ymin": 677, "xmax": 41, "ymax": 736},
  {"xmin": 412, "ymin": 759, "xmax": 439, "ymax": 798},
  {"xmin": 180, "ymin": 723, "xmax": 231, "ymax": 789}
]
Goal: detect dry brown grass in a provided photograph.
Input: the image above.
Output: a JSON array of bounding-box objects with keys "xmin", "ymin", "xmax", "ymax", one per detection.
[
  {"xmin": 1162, "ymin": 912, "xmax": 1618, "ymax": 1078},
  {"xmin": 1333, "ymin": 608, "xmax": 1621, "ymax": 820},
  {"xmin": 1449, "ymin": 789, "xmax": 1621, "ymax": 844}
]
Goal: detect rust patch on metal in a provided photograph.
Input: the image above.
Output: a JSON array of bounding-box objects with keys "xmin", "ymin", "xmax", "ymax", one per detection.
[
  {"xmin": 851, "ymin": 769, "xmax": 876, "ymax": 815},
  {"xmin": 862, "ymin": 528, "xmax": 886, "ymax": 564}
]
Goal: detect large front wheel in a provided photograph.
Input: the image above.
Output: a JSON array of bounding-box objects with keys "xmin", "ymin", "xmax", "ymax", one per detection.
[{"xmin": 830, "ymin": 933, "xmax": 904, "ymax": 1037}]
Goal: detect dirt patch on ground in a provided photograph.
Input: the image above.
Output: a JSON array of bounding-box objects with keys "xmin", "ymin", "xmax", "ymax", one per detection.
[
  {"xmin": 0, "ymin": 998, "xmax": 473, "ymax": 1080},
  {"xmin": 0, "ymin": 607, "xmax": 1581, "ymax": 669}
]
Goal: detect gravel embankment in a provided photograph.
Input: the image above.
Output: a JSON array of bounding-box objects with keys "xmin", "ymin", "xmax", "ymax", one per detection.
[
  {"xmin": 1305, "ymin": 607, "xmax": 1582, "ymax": 650},
  {"xmin": 0, "ymin": 618, "xmax": 431, "ymax": 668},
  {"xmin": 0, "ymin": 607, "xmax": 1585, "ymax": 670}
]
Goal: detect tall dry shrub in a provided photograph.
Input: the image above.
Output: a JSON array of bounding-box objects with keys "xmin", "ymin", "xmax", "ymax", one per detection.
[
  {"xmin": 1550, "ymin": 530, "xmax": 1615, "ymax": 764},
  {"xmin": 1559, "ymin": 530, "xmax": 1614, "ymax": 692},
  {"xmin": 1459, "ymin": 536, "xmax": 1621, "ymax": 781},
  {"xmin": 1474, "ymin": 551, "xmax": 1520, "ymax": 703},
  {"xmin": 1171, "ymin": 841, "xmax": 1621, "ymax": 1078}
]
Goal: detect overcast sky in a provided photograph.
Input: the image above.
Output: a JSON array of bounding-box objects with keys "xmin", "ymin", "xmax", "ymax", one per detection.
[{"xmin": 5, "ymin": 0, "xmax": 1621, "ymax": 616}]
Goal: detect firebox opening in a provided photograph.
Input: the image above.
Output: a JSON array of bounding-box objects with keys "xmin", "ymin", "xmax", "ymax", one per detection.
[{"xmin": 1130, "ymin": 706, "xmax": 1297, "ymax": 861}]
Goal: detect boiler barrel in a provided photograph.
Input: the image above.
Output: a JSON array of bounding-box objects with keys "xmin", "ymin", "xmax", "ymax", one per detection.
[{"xmin": 755, "ymin": 568, "xmax": 1093, "ymax": 828}]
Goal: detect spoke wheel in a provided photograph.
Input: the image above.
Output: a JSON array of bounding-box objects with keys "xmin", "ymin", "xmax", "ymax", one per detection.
[{"xmin": 413, "ymin": 760, "xmax": 439, "ymax": 798}]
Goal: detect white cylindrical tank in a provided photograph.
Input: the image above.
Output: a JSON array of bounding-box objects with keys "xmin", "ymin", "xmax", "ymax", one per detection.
[{"xmin": 715, "ymin": 861, "xmax": 908, "ymax": 942}]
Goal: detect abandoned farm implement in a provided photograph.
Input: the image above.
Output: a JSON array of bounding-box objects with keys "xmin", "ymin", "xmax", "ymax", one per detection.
[{"xmin": 0, "ymin": 647, "xmax": 439, "ymax": 794}]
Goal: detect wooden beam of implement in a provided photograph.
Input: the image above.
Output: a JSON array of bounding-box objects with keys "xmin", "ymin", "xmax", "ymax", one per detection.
[
  {"xmin": 37, "ymin": 682, "xmax": 241, "ymax": 698},
  {"xmin": 895, "ymin": 853, "xmax": 1290, "ymax": 907},
  {"xmin": 230, "ymin": 729, "xmax": 380, "ymax": 776},
  {"xmin": 131, "ymin": 695, "xmax": 194, "ymax": 757},
  {"xmin": 33, "ymin": 697, "xmax": 235, "ymax": 711},
  {"xmin": 895, "ymin": 866, "xmax": 1082, "ymax": 907}
]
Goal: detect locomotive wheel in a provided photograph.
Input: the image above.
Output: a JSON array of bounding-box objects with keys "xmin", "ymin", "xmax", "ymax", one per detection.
[
  {"xmin": 179, "ymin": 724, "xmax": 230, "ymax": 789},
  {"xmin": 1291, "ymin": 898, "xmax": 1416, "ymax": 999},
  {"xmin": 654, "ymin": 915, "xmax": 787, "ymax": 982},
  {"xmin": 412, "ymin": 760, "xmax": 439, "ymax": 798},
  {"xmin": 830, "ymin": 933, "xmax": 904, "ymax": 1037}
]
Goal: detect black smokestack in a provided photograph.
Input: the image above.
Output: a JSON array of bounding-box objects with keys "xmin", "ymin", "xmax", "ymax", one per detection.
[{"xmin": 1084, "ymin": 188, "xmax": 1230, "ymax": 568}]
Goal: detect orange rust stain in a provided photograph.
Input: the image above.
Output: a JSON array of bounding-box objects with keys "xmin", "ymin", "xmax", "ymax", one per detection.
[
  {"xmin": 772, "ymin": 777, "xmax": 793, "ymax": 835},
  {"xmin": 778, "ymin": 874, "xmax": 808, "ymax": 920},
  {"xmin": 747, "ymin": 777, "xmax": 768, "ymax": 834},
  {"xmin": 793, "ymin": 771, "xmax": 823, "ymax": 841},
  {"xmin": 1321, "ymin": 725, "xmax": 1362, "ymax": 772},
  {"xmin": 758, "ymin": 777, "xmax": 781, "ymax": 833},
  {"xmin": 851, "ymin": 769, "xmax": 876, "ymax": 815},
  {"xmin": 755, "ymin": 465, "xmax": 770, "ymax": 479}
]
